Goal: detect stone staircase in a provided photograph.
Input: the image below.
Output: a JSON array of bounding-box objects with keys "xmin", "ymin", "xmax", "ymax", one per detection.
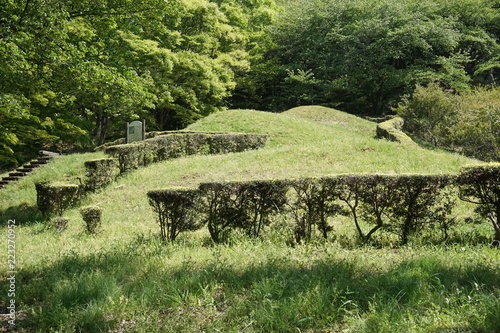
[{"xmin": 0, "ymin": 151, "xmax": 60, "ymax": 190}]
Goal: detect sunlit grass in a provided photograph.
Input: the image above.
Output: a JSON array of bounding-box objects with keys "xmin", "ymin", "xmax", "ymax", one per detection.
[
  {"xmin": 9, "ymin": 239, "xmax": 500, "ymax": 332},
  {"xmin": 1, "ymin": 106, "xmax": 496, "ymax": 332}
]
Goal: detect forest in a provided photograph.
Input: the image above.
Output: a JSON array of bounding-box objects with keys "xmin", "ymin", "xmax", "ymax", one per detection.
[{"xmin": 1, "ymin": 0, "xmax": 499, "ymax": 170}]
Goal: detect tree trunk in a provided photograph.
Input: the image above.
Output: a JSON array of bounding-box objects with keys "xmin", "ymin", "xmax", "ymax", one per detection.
[
  {"xmin": 98, "ymin": 116, "xmax": 109, "ymax": 146},
  {"xmin": 491, "ymin": 212, "xmax": 500, "ymax": 243}
]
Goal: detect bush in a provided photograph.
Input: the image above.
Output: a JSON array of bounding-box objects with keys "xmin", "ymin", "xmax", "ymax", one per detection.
[
  {"xmin": 384, "ymin": 174, "xmax": 455, "ymax": 245},
  {"xmin": 35, "ymin": 182, "xmax": 80, "ymax": 217},
  {"xmin": 80, "ymin": 206, "xmax": 102, "ymax": 234},
  {"xmin": 105, "ymin": 132, "xmax": 268, "ymax": 173},
  {"xmin": 51, "ymin": 217, "xmax": 69, "ymax": 232},
  {"xmin": 145, "ymin": 174, "xmax": 469, "ymax": 246},
  {"xmin": 395, "ymin": 83, "xmax": 456, "ymax": 147},
  {"xmin": 198, "ymin": 182, "xmax": 248, "ymax": 243},
  {"xmin": 288, "ymin": 177, "xmax": 343, "ymax": 243},
  {"xmin": 450, "ymin": 88, "xmax": 500, "ymax": 161},
  {"xmin": 104, "ymin": 142, "xmax": 150, "ymax": 173},
  {"xmin": 457, "ymin": 163, "xmax": 500, "ymax": 244},
  {"xmin": 236, "ymin": 180, "xmax": 289, "ymax": 238},
  {"xmin": 337, "ymin": 174, "xmax": 398, "ymax": 242},
  {"xmin": 147, "ymin": 188, "xmax": 203, "ymax": 241},
  {"xmin": 396, "ymin": 85, "xmax": 500, "ymax": 161},
  {"xmin": 84, "ymin": 158, "xmax": 119, "ymax": 191}
]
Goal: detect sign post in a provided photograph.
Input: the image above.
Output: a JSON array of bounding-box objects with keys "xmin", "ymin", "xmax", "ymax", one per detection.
[{"xmin": 126, "ymin": 120, "xmax": 146, "ymax": 143}]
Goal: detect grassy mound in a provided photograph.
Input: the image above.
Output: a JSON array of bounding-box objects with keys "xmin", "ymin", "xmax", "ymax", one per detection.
[{"xmin": 2, "ymin": 107, "xmax": 496, "ymax": 333}]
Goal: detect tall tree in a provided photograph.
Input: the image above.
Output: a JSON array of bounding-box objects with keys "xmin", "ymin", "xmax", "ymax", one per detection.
[
  {"xmin": 260, "ymin": 0, "xmax": 500, "ymax": 114},
  {"xmin": 1, "ymin": 0, "xmax": 278, "ymax": 169}
]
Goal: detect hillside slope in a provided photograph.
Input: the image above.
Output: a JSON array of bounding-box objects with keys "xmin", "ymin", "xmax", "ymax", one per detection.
[
  {"xmin": 1, "ymin": 106, "xmax": 480, "ymax": 263},
  {"xmin": 0, "ymin": 106, "xmax": 493, "ymax": 333}
]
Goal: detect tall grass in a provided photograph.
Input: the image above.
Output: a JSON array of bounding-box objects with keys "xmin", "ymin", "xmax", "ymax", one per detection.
[{"xmin": 6, "ymin": 238, "xmax": 499, "ymax": 332}]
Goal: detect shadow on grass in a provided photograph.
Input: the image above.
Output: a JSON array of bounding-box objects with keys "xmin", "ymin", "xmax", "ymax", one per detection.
[
  {"xmin": 0, "ymin": 203, "xmax": 44, "ymax": 227},
  {"xmin": 6, "ymin": 236, "xmax": 500, "ymax": 332}
]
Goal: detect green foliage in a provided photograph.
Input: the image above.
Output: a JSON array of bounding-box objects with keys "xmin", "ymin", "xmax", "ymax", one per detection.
[
  {"xmin": 451, "ymin": 87, "xmax": 500, "ymax": 161},
  {"xmin": 2, "ymin": 106, "xmax": 499, "ymax": 332},
  {"xmin": 384, "ymin": 174, "xmax": 455, "ymax": 245},
  {"xmin": 84, "ymin": 158, "xmax": 119, "ymax": 192},
  {"xmin": 147, "ymin": 189, "xmax": 202, "ymax": 241},
  {"xmin": 35, "ymin": 182, "xmax": 80, "ymax": 217},
  {"xmin": 105, "ymin": 132, "xmax": 268, "ymax": 173},
  {"xmin": 261, "ymin": 0, "xmax": 500, "ymax": 114},
  {"xmin": 195, "ymin": 180, "xmax": 288, "ymax": 242},
  {"xmin": 147, "ymin": 174, "xmax": 462, "ymax": 245},
  {"xmin": 338, "ymin": 174, "xmax": 398, "ymax": 242},
  {"xmin": 0, "ymin": 0, "xmax": 279, "ymax": 167},
  {"xmin": 237, "ymin": 180, "xmax": 289, "ymax": 238},
  {"xmin": 288, "ymin": 177, "xmax": 343, "ymax": 243},
  {"xmin": 457, "ymin": 163, "xmax": 500, "ymax": 242},
  {"xmin": 198, "ymin": 182, "xmax": 247, "ymax": 243},
  {"xmin": 397, "ymin": 85, "xmax": 500, "ymax": 161},
  {"xmin": 80, "ymin": 205, "xmax": 103, "ymax": 234},
  {"xmin": 395, "ymin": 83, "xmax": 456, "ymax": 146}
]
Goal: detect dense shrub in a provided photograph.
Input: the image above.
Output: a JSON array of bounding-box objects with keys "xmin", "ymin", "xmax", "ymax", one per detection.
[
  {"xmin": 457, "ymin": 163, "xmax": 500, "ymax": 244},
  {"xmin": 104, "ymin": 142, "xmax": 150, "ymax": 173},
  {"xmin": 395, "ymin": 83, "xmax": 456, "ymax": 147},
  {"xmin": 105, "ymin": 132, "xmax": 268, "ymax": 173},
  {"xmin": 337, "ymin": 174, "xmax": 398, "ymax": 242},
  {"xmin": 397, "ymin": 85, "xmax": 500, "ymax": 161},
  {"xmin": 147, "ymin": 189, "xmax": 203, "ymax": 241},
  {"xmin": 264, "ymin": 0, "xmax": 500, "ymax": 114},
  {"xmin": 144, "ymin": 171, "xmax": 500, "ymax": 246},
  {"xmin": 451, "ymin": 88, "xmax": 500, "ymax": 161},
  {"xmin": 384, "ymin": 174, "xmax": 455, "ymax": 245},
  {"xmin": 80, "ymin": 206, "xmax": 102, "ymax": 234},
  {"xmin": 198, "ymin": 182, "xmax": 249, "ymax": 243},
  {"xmin": 288, "ymin": 178, "xmax": 343, "ymax": 243},
  {"xmin": 35, "ymin": 182, "xmax": 80, "ymax": 217},
  {"xmin": 84, "ymin": 158, "xmax": 120, "ymax": 191},
  {"xmin": 237, "ymin": 180, "xmax": 289, "ymax": 238}
]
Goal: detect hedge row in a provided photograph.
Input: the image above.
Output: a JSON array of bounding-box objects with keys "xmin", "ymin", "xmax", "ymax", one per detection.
[
  {"xmin": 34, "ymin": 132, "xmax": 267, "ymax": 220},
  {"xmin": 148, "ymin": 164, "xmax": 500, "ymax": 245},
  {"xmin": 456, "ymin": 163, "xmax": 500, "ymax": 244},
  {"xmin": 376, "ymin": 117, "xmax": 417, "ymax": 146},
  {"xmin": 105, "ymin": 132, "xmax": 268, "ymax": 173},
  {"xmin": 83, "ymin": 158, "xmax": 120, "ymax": 192},
  {"xmin": 97, "ymin": 130, "xmax": 233, "ymax": 149},
  {"xmin": 34, "ymin": 159, "xmax": 118, "ymax": 220},
  {"xmin": 35, "ymin": 182, "xmax": 80, "ymax": 217}
]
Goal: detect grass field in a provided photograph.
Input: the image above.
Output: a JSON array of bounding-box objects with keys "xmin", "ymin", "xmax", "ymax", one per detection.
[{"xmin": 1, "ymin": 106, "xmax": 498, "ymax": 332}]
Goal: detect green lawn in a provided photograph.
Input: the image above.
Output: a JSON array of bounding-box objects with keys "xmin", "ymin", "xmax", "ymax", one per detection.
[{"xmin": 1, "ymin": 106, "xmax": 498, "ymax": 332}]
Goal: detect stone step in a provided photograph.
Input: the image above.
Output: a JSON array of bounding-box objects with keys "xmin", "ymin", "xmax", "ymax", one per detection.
[
  {"xmin": 2, "ymin": 176, "xmax": 21, "ymax": 182},
  {"xmin": 39, "ymin": 150, "xmax": 60, "ymax": 157},
  {"xmin": 30, "ymin": 160, "xmax": 49, "ymax": 166},
  {"xmin": 17, "ymin": 167, "xmax": 33, "ymax": 173},
  {"xmin": 0, "ymin": 151, "xmax": 58, "ymax": 190},
  {"xmin": 9, "ymin": 172, "xmax": 25, "ymax": 177}
]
